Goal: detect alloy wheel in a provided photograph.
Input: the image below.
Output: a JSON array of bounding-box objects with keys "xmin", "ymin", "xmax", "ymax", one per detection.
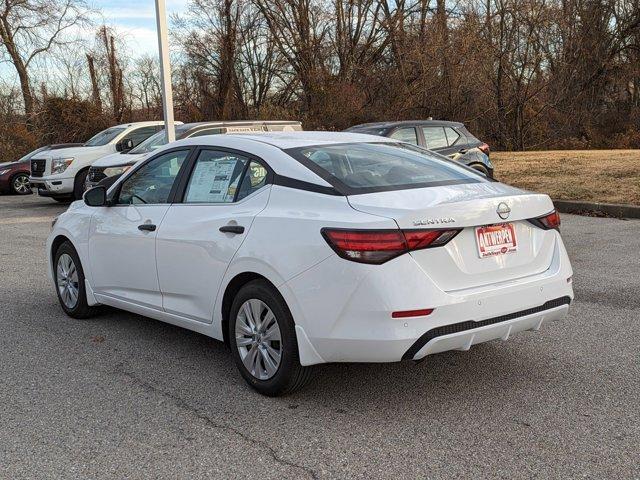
[
  {"xmin": 235, "ymin": 299, "xmax": 282, "ymax": 380},
  {"xmin": 56, "ymin": 253, "xmax": 79, "ymax": 309},
  {"xmin": 13, "ymin": 175, "xmax": 31, "ymax": 194}
]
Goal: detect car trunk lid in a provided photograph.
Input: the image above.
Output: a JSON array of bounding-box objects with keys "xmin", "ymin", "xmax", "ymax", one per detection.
[{"xmin": 347, "ymin": 182, "xmax": 558, "ymax": 291}]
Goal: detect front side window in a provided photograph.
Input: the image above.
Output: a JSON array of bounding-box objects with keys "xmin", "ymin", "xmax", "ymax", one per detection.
[
  {"xmin": 421, "ymin": 127, "xmax": 448, "ymax": 149},
  {"xmin": 184, "ymin": 150, "xmax": 249, "ymax": 203},
  {"xmin": 287, "ymin": 142, "xmax": 482, "ymax": 193},
  {"xmin": 117, "ymin": 149, "xmax": 189, "ymax": 204},
  {"xmin": 389, "ymin": 127, "xmax": 418, "ymax": 145},
  {"xmin": 84, "ymin": 127, "xmax": 126, "ymax": 147}
]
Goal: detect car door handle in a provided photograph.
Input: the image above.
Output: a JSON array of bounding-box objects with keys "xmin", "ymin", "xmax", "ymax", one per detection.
[
  {"xmin": 219, "ymin": 225, "xmax": 245, "ymax": 234},
  {"xmin": 138, "ymin": 224, "xmax": 157, "ymax": 232}
]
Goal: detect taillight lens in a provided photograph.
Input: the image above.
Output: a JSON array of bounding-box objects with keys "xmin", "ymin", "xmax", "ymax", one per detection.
[
  {"xmin": 479, "ymin": 143, "xmax": 490, "ymax": 155},
  {"xmin": 321, "ymin": 228, "xmax": 461, "ymax": 264},
  {"xmin": 530, "ymin": 210, "xmax": 561, "ymax": 230}
]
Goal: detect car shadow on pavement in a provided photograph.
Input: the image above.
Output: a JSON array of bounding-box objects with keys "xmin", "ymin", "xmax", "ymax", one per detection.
[{"xmin": 75, "ymin": 304, "xmax": 559, "ymax": 411}]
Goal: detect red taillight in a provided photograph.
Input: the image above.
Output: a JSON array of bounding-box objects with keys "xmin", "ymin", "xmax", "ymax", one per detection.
[
  {"xmin": 479, "ymin": 143, "xmax": 490, "ymax": 155},
  {"xmin": 321, "ymin": 228, "xmax": 461, "ymax": 264},
  {"xmin": 538, "ymin": 210, "xmax": 561, "ymax": 230}
]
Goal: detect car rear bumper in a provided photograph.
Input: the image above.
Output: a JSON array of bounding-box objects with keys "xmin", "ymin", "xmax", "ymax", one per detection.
[
  {"xmin": 29, "ymin": 176, "xmax": 74, "ymax": 196},
  {"xmin": 404, "ymin": 297, "xmax": 570, "ymax": 360},
  {"xmin": 283, "ymin": 233, "xmax": 574, "ymax": 365}
]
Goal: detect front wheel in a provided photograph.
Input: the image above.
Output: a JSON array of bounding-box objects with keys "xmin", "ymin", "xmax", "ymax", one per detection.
[
  {"xmin": 229, "ymin": 280, "xmax": 313, "ymax": 396},
  {"xmin": 53, "ymin": 241, "xmax": 96, "ymax": 319},
  {"xmin": 11, "ymin": 173, "xmax": 32, "ymax": 195}
]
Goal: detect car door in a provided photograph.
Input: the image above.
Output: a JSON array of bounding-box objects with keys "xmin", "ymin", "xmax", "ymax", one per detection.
[
  {"xmin": 88, "ymin": 148, "xmax": 191, "ymax": 309},
  {"xmin": 156, "ymin": 148, "xmax": 271, "ymax": 323}
]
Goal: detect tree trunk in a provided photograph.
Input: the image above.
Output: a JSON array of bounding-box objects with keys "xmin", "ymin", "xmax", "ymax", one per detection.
[{"xmin": 86, "ymin": 54, "xmax": 102, "ymax": 111}]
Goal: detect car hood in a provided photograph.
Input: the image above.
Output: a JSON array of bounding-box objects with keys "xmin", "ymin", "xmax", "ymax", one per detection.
[
  {"xmin": 92, "ymin": 152, "xmax": 147, "ymax": 168},
  {"xmin": 34, "ymin": 145, "xmax": 110, "ymax": 160}
]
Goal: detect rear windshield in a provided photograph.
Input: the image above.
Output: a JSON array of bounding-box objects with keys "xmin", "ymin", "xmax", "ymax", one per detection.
[{"xmin": 286, "ymin": 142, "xmax": 483, "ymax": 194}]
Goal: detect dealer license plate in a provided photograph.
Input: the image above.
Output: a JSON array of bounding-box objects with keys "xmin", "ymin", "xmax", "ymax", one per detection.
[{"xmin": 475, "ymin": 223, "xmax": 517, "ymax": 258}]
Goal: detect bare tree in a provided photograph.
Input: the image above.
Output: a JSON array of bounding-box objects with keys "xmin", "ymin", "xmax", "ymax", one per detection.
[{"xmin": 0, "ymin": 0, "xmax": 89, "ymax": 121}]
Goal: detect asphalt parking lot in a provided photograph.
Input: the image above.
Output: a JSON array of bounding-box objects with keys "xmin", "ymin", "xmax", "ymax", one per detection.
[{"xmin": 1, "ymin": 193, "xmax": 638, "ymax": 479}]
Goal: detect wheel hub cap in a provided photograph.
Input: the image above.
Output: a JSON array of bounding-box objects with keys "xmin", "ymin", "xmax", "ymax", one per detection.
[
  {"xmin": 56, "ymin": 253, "xmax": 79, "ymax": 309},
  {"xmin": 235, "ymin": 299, "xmax": 282, "ymax": 380}
]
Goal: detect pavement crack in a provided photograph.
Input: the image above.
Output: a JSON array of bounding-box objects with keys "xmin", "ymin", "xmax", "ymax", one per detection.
[{"xmin": 111, "ymin": 364, "xmax": 320, "ymax": 480}]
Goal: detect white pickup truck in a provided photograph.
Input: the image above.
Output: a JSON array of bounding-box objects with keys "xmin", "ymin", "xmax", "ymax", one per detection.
[{"xmin": 29, "ymin": 121, "xmax": 168, "ymax": 201}]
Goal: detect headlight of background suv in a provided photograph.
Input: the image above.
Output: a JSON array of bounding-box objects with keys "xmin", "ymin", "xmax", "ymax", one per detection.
[
  {"xmin": 0, "ymin": 168, "xmax": 11, "ymax": 176},
  {"xmin": 103, "ymin": 165, "xmax": 133, "ymax": 177},
  {"xmin": 51, "ymin": 157, "xmax": 74, "ymax": 175}
]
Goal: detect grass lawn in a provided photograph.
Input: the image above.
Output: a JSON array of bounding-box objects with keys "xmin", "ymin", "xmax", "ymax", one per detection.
[{"xmin": 492, "ymin": 150, "xmax": 640, "ymax": 205}]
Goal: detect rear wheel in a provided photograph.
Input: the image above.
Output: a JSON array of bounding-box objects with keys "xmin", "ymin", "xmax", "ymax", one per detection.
[
  {"xmin": 53, "ymin": 241, "xmax": 96, "ymax": 319},
  {"xmin": 11, "ymin": 173, "xmax": 31, "ymax": 195},
  {"xmin": 470, "ymin": 163, "xmax": 490, "ymax": 176},
  {"xmin": 229, "ymin": 280, "xmax": 313, "ymax": 396}
]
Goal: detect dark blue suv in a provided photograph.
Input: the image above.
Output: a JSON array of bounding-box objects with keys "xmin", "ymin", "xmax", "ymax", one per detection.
[{"xmin": 345, "ymin": 120, "xmax": 493, "ymax": 177}]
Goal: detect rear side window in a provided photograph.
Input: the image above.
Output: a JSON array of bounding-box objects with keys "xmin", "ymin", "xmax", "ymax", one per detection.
[
  {"xmin": 286, "ymin": 142, "xmax": 482, "ymax": 194},
  {"xmin": 389, "ymin": 127, "xmax": 418, "ymax": 145},
  {"xmin": 421, "ymin": 127, "xmax": 448, "ymax": 149},
  {"xmin": 444, "ymin": 127, "xmax": 461, "ymax": 146},
  {"xmin": 236, "ymin": 161, "xmax": 268, "ymax": 201}
]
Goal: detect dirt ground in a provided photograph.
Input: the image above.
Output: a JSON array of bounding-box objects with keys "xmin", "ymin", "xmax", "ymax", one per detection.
[{"xmin": 492, "ymin": 150, "xmax": 640, "ymax": 205}]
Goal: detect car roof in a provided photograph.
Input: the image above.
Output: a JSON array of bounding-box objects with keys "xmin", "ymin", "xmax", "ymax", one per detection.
[
  {"xmin": 347, "ymin": 119, "xmax": 464, "ymax": 130},
  {"xmin": 177, "ymin": 120, "xmax": 301, "ymax": 134},
  {"xmin": 216, "ymin": 131, "xmax": 397, "ymax": 149},
  {"xmin": 111, "ymin": 120, "xmax": 171, "ymax": 129}
]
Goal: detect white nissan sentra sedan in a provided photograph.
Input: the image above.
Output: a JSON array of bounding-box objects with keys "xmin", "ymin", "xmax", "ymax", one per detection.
[{"xmin": 47, "ymin": 132, "xmax": 574, "ymax": 395}]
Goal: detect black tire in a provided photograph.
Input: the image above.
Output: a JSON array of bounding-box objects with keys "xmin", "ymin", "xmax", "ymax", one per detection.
[
  {"xmin": 73, "ymin": 169, "xmax": 89, "ymax": 200},
  {"xmin": 228, "ymin": 280, "xmax": 313, "ymax": 396},
  {"xmin": 11, "ymin": 173, "xmax": 32, "ymax": 195},
  {"xmin": 53, "ymin": 241, "xmax": 96, "ymax": 319},
  {"xmin": 470, "ymin": 163, "xmax": 490, "ymax": 176}
]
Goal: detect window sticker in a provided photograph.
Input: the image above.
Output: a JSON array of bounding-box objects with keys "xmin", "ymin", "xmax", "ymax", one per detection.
[{"xmin": 186, "ymin": 158, "xmax": 239, "ymax": 203}]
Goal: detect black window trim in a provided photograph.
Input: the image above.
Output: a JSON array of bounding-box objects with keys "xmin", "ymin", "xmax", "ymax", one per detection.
[{"xmin": 283, "ymin": 141, "xmax": 486, "ymax": 196}]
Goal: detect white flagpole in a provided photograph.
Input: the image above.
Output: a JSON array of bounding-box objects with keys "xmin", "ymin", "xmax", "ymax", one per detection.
[{"xmin": 155, "ymin": 0, "xmax": 175, "ymax": 143}]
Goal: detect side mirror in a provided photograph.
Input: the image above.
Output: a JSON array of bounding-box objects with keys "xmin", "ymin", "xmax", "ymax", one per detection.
[
  {"xmin": 84, "ymin": 186, "xmax": 107, "ymax": 207},
  {"xmin": 116, "ymin": 138, "xmax": 134, "ymax": 152}
]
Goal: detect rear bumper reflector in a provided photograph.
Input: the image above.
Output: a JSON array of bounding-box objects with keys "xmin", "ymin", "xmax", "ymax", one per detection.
[
  {"xmin": 401, "ymin": 296, "xmax": 572, "ymax": 360},
  {"xmin": 392, "ymin": 308, "xmax": 434, "ymax": 318}
]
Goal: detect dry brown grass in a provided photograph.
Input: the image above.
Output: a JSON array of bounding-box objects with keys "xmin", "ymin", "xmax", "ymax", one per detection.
[{"xmin": 492, "ymin": 150, "xmax": 640, "ymax": 205}]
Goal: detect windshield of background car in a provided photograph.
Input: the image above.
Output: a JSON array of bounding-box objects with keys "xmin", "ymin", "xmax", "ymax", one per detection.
[
  {"xmin": 286, "ymin": 142, "xmax": 483, "ymax": 194},
  {"xmin": 17, "ymin": 146, "xmax": 46, "ymax": 162},
  {"xmin": 129, "ymin": 126, "xmax": 190, "ymax": 154},
  {"xmin": 84, "ymin": 127, "xmax": 126, "ymax": 146}
]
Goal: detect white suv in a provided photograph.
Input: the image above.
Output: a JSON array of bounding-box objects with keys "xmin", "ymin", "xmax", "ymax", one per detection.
[{"xmin": 29, "ymin": 121, "xmax": 168, "ymax": 201}]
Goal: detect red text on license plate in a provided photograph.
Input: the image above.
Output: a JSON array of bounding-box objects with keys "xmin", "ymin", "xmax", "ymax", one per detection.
[{"xmin": 475, "ymin": 223, "xmax": 517, "ymax": 258}]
